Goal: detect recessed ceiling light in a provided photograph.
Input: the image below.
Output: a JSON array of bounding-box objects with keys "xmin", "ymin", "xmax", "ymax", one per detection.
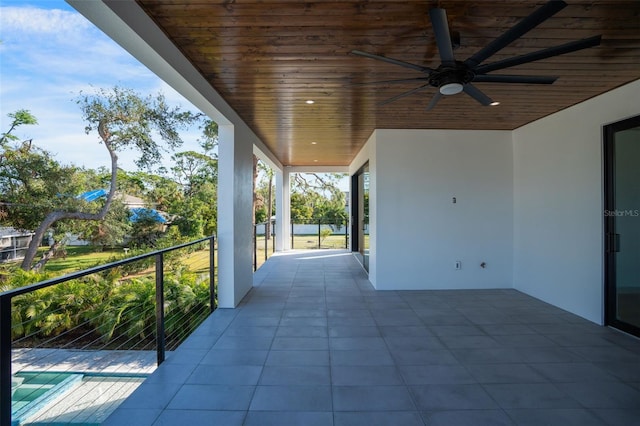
[
  {"xmin": 311, "ymin": 141, "xmax": 317, "ymax": 145},
  {"xmin": 305, "ymin": 100, "xmax": 315, "ymax": 104},
  {"xmin": 490, "ymin": 101, "xmax": 500, "ymax": 106},
  {"xmin": 313, "ymin": 159, "xmax": 318, "ymax": 162}
]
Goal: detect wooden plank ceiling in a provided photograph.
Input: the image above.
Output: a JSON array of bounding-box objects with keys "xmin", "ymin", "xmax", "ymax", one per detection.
[{"xmin": 137, "ymin": 0, "xmax": 640, "ymax": 166}]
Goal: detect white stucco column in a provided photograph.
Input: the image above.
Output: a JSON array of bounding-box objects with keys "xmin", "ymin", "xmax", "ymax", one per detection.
[
  {"xmin": 217, "ymin": 124, "xmax": 254, "ymax": 308},
  {"xmin": 275, "ymin": 170, "xmax": 291, "ymax": 250}
]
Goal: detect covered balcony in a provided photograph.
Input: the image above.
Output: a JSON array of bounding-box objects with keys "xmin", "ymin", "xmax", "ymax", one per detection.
[{"xmin": 5, "ymin": 1, "xmax": 636, "ymax": 424}]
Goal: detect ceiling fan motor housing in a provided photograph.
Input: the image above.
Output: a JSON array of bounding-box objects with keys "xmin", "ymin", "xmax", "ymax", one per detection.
[{"xmin": 429, "ymin": 63, "xmax": 474, "ymax": 95}]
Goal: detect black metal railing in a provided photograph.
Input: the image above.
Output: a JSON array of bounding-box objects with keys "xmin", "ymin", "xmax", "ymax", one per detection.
[
  {"xmin": 252, "ymin": 220, "xmax": 349, "ymax": 271},
  {"xmin": 0, "ymin": 236, "xmax": 216, "ymax": 426},
  {"xmin": 290, "ymin": 220, "xmax": 349, "ymax": 250},
  {"xmin": 254, "ymin": 220, "xmax": 276, "ymax": 271}
]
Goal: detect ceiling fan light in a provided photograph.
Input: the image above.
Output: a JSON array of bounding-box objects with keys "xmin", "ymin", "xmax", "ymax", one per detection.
[{"xmin": 439, "ymin": 82, "xmax": 463, "ymax": 95}]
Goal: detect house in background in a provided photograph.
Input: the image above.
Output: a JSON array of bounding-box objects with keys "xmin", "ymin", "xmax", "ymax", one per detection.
[
  {"xmin": 68, "ymin": 190, "xmax": 170, "ymax": 246},
  {"xmin": 69, "ymin": 1, "xmax": 640, "ymax": 337},
  {"xmin": 0, "ymin": 227, "xmax": 34, "ymax": 262}
]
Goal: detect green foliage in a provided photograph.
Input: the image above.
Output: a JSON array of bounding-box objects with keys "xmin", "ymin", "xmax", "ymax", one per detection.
[
  {"xmin": 320, "ymin": 228, "xmax": 332, "ymax": 243},
  {"xmin": 255, "ymin": 206, "xmax": 267, "ymax": 224},
  {"xmin": 8, "ymin": 260, "xmax": 213, "ymax": 347},
  {"xmin": 78, "ymin": 199, "xmax": 132, "ymax": 248},
  {"xmin": 77, "ymin": 86, "xmax": 198, "ymax": 170},
  {"xmin": 290, "ymin": 193, "xmax": 313, "ymax": 222},
  {"xmin": 93, "ymin": 277, "xmax": 156, "ymax": 342},
  {"xmin": 128, "ymin": 212, "xmax": 165, "ymax": 248},
  {"xmin": 199, "ymin": 119, "xmax": 219, "ymax": 153},
  {"xmin": 164, "ymin": 268, "xmax": 210, "ymax": 339},
  {"xmin": 289, "ymin": 173, "xmax": 347, "ymax": 225},
  {"xmin": 0, "ymin": 109, "xmax": 38, "ymax": 145},
  {"xmin": 0, "ymin": 140, "xmax": 89, "ymax": 231},
  {"xmin": 168, "ymin": 150, "xmax": 218, "ymax": 237},
  {"xmin": 170, "ymin": 180, "xmax": 217, "ymax": 238}
]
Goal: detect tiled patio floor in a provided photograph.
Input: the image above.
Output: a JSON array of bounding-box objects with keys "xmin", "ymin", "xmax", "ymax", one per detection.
[{"xmin": 104, "ymin": 249, "xmax": 640, "ymax": 426}]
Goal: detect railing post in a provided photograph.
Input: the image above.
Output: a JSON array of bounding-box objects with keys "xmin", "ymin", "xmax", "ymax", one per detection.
[
  {"xmin": 318, "ymin": 220, "xmax": 321, "ymax": 249},
  {"xmin": 253, "ymin": 225, "xmax": 257, "ymax": 271},
  {"xmin": 209, "ymin": 235, "xmax": 216, "ymax": 313},
  {"xmin": 345, "ymin": 224, "xmax": 348, "ymax": 249},
  {"xmin": 272, "ymin": 222, "xmax": 276, "ymax": 254},
  {"xmin": 155, "ymin": 253, "xmax": 165, "ymax": 365},
  {"xmin": 264, "ymin": 223, "xmax": 268, "ymax": 263},
  {"xmin": 0, "ymin": 295, "xmax": 12, "ymax": 426},
  {"xmin": 291, "ymin": 222, "xmax": 294, "ymax": 249}
]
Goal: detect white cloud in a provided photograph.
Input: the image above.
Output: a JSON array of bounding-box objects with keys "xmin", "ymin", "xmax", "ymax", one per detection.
[
  {"xmin": 0, "ymin": 6, "xmax": 91, "ymax": 37},
  {"xmin": 0, "ymin": 2, "xmax": 205, "ymax": 172}
]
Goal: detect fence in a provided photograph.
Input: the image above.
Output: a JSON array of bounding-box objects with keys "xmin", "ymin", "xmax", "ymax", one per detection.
[
  {"xmin": 0, "ymin": 236, "xmax": 216, "ymax": 426},
  {"xmin": 253, "ymin": 220, "xmax": 349, "ymax": 271}
]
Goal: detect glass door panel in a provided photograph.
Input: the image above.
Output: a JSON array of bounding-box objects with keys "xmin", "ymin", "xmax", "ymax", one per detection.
[
  {"xmin": 605, "ymin": 116, "xmax": 640, "ymax": 336},
  {"xmin": 361, "ymin": 166, "xmax": 369, "ymax": 271},
  {"xmin": 352, "ymin": 163, "xmax": 369, "ymax": 272}
]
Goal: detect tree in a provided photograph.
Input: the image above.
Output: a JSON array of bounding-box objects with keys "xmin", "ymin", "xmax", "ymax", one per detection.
[
  {"xmin": 168, "ymin": 120, "xmax": 219, "ymax": 238},
  {"xmin": 255, "ymin": 160, "xmax": 275, "ymax": 238},
  {"xmin": 14, "ymin": 87, "xmax": 196, "ymax": 270},
  {"xmin": 290, "ymin": 173, "xmax": 348, "ymax": 226},
  {"xmin": 77, "ymin": 199, "xmax": 131, "ymax": 249},
  {"xmin": 171, "ymin": 151, "xmax": 217, "ymax": 197},
  {"xmin": 290, "ymin": 192, "xmax": 313, "ymax": 222},
  {"xmin": 0, "ymin": 109, "xmax": 38, "ymax": 145},
  {"xmin": 0, "ymin": 112, "xmax": 95, "ymax": 254}
]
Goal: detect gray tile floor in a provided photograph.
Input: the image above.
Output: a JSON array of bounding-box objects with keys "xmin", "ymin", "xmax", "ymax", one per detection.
[{"xmin": 104, "ymin": 249, "xmax": 640, "ymax": 426}]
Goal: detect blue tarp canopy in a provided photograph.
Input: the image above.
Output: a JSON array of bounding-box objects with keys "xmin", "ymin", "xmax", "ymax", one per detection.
[
  {"xmin": 129, "ymin": 208, "xmax": 167, "ymax": 224},
  {"xmin": 77, "ymin": 189, "xmax": 166, "ymax": 223},
  {"xmin": 78, "ymin": 189, "xmax": 107, "ymax": 202}
]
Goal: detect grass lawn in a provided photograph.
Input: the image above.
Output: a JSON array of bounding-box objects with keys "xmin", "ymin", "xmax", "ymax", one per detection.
[
  {"xmin": 50, "ymin": 246, "xmax": 217, "ymax": 277},
  {"xmin": 0, "ymin": 246, "xmax": 125, "ymax": 277},
  {"xmin": 41, "ymin": 246, "xmax": 125, "ymax": 275},
  {"xmin": 179, "ymin": 248, "xmax": 216, "ymax": 275}
]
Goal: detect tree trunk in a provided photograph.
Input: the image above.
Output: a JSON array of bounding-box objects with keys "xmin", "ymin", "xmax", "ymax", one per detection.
[
  {"xmin": 20, "ymin": 120, "xmax": 118, "ymax": 270},
  {"xmin": 31, "ymin": 240, "xmax": 64, "ymax": 272}
]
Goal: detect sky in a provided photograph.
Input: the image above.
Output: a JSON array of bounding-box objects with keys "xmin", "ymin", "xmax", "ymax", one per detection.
[{"xmin": 0, "ymin": 0, "xmax": 203, "ymax": 172}]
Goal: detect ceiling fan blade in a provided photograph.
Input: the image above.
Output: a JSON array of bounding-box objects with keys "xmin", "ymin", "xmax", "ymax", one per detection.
[
  {"xmin": 473, "ymin": 74, "xmax": 557, "ymax": 84},
  {"xmin": 426, "ymin": 92, "xmax": 443, "ymax": 111},
  {"xmin": 465, "ymin": 0, "xmax": 567, "ymax": 67},
  {"xmin": 463, "ymin": 84, "xmax": 494, "ymax": 106},
  {"xmin": 350, "ymin": 77, "xmax": 430, "ymax": 86},
  {"xmin": 350, "ymin": 50, "xmax": 433, "ymax": 73},
  {"xmin": 378, "ymin": 84, "xmax": 432, "ymax": 106},
  {"xmin": 429, "ymin": 8, "xmax": 456, "ymax": 65},
  {"xmin": 474, "ymin": 35, "xmax": 602, "ymax": 74}
]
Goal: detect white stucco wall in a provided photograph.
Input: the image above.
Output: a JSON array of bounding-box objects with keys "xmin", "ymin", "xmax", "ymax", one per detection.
[
  {"xmin": 512, "ymin": 79, "xmax": 640, "ymax": 324},
  {"xmin": 217, "ymin": 125, "xmax": 255, "ymax": 307},
  {"xmin": 360, "ymin": 129, "xmax": 514, "ymax": 290}
]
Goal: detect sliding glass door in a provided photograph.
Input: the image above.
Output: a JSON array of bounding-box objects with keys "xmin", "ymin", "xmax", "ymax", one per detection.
[
  {"xmin": 604, "ymin": 115, "xmax": 640, "ymax": 337},
  {"xmin": 351, "ymin": 163, "xmax": 369, "ymax": 272}
]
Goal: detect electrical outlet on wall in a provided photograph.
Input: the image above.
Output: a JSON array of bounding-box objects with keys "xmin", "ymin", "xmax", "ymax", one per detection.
[{"xmin": 455, "ymin": 261, "xmax": 462, "ymax": 270}]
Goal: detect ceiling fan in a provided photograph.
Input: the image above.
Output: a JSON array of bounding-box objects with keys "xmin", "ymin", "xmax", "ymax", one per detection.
[{"xmin": 350, "ymin": 0, "xmax": 602, "ymax": 110}]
